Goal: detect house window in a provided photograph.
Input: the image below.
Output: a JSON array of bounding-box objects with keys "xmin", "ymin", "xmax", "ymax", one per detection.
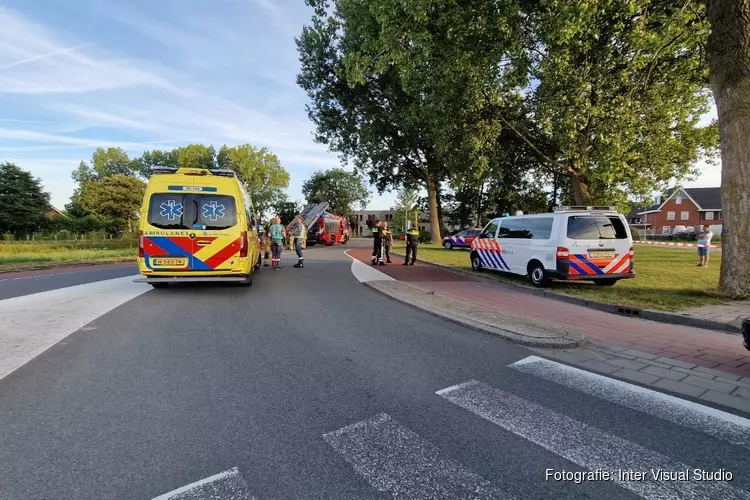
[
  {"xmin": 681, "ymin": 211, "xmax": 689, "ymax": 220},
  {"xmin": 667, "ymin": 211, "xmax": 675, "ymax": 220},
  {"xmin": 705, "ymin": 211, "xmax": 715, "ymax": 220},
  {"xmin": 716, "ymin": 211, "xmax": 722, "ymax": 220},
  {"xmin": 662, "ymin": 226, "xmax": 671, "ymax": 234},
  {"xmin": 675, "ymin": 196, "xmax": 682, "ymax": 205}
]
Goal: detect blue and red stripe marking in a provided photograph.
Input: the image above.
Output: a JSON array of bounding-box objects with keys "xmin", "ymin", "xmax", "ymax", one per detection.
[
  {"xmin": 569, "ymin": 254, "xmax": 605, "ymax": 275},
  {"xmin": 143, "ymin": 236, "xmax": 235, "ymax": 271}
]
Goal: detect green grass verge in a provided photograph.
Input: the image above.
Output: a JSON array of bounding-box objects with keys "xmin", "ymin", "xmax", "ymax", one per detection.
[
  {"xmin": 0, "ymin": 241, "xmax": 138, "ymax": 273},
  {"xmin": 392, "ymin": 242, "xmax": 730, "ymax": 312}
]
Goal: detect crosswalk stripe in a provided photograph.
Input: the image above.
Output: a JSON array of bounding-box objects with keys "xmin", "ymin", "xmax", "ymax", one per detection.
[
  {"xmin": 151, "ymin": 467, "xmax": 257, "ymax": 500},
  {"xmin": 437, "ymin": 380, "xmax": 750, "ymax": 500},
  {"xmin": 323, "ymin": 413, "xmax": 513, "ymax": 500},
  {"xmin": 510, "ymin": 355, "xmax": 750, "ymax": 449}
]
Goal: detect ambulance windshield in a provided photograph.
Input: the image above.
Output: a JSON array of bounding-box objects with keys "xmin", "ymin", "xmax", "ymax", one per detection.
[{"xmin": 148, "ymin": 193, "xmax": 237, "ymax": 230}]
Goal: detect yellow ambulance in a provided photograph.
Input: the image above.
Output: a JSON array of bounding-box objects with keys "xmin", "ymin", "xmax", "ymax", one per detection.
[{"xmin": 134, "ymin": 167, "xmax": 260, "ymax": 288}]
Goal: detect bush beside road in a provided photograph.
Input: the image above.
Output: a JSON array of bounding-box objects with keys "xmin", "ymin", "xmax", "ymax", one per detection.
[
  {"xmin": 390, "ymin": 242, "xmax": 732, "ymax": 312},
  {"xmin": 0, "ymin": 240, "xmax": 137, "ymax": 273}
]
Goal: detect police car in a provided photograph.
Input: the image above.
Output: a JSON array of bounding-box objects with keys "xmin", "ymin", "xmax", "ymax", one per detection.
[
  {"xmin": 470, "ymin": 206, "xmax": 635, "ymax": 288},
  {"xmin": 442, "ymin": 228, "xmax": 482, "ymax": 250}
]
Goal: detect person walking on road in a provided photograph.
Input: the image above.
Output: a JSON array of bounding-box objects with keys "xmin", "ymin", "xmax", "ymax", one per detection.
[
  {"xmin": 371, "ymin": 220, "xmax": 384, "ymax": 266},
  {"xmin": 403, "ymin": 219, "xmax": 419, "ymax": 266},
  {"xmin": 696, "ymin": 224, "xmax": 713, "ymax": 268},
  {"xmin": 269, "ymin": 217, "xmax": 286, "ymax": 270},
  {"xmin": 262, "ymin": 222, "xmax": 272, "ymax": 266},
  {"xmin": 382, "ymin": 221, "xmax": 393, "ymax": 264},
  {"xmin": 291, "ymin": 215, "xmax": 306, "ymax": 268}
]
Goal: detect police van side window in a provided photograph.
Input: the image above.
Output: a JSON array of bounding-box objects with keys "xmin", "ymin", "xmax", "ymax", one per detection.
[
  {"xmin": 497, "ymin": 217, "xmax": 553, "ymax": 239},
  {"xmin": 480, "ymin": 220, "xmax": 499, "ymax": 238}
]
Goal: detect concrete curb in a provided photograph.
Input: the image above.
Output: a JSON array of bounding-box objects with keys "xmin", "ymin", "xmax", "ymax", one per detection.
[
  {"xmin": 365, "ymin": 280, "xmax": 584, "ymax": 349},
  {"xmin": 390, "ymin": 250, "xmax": 742, "ymax": 336}
]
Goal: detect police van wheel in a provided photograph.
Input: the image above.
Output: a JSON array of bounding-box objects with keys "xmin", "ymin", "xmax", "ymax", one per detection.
[
  {"xmin": 471, "ymin": 252, "xmax": 482, "ymax": 271},
  {"xmin": 444, "ymin": 241, "xmax": 453, "ymax": 250},
  {"xmin": 528, "ymin": 261, "xmax": 551, "ymax": 288},
  {"xmin": 239, "ymin": 274, "xmax": 253, "ymax": 287},
  {"xmin": 150, "ymin": 282, "xmax": 168, "ymax": 289}
]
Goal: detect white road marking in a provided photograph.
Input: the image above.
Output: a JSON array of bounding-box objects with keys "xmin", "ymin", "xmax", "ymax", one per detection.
[
  {"xmin": 0, "ymin": 275, "xmax": 148, "ymax": 381},
  {"xmin": 344, "ymin": 249, "xmax": 394, "ymax": 283},
  {"xmin": 511, "ymin": 355, "xmax": 750, "ymax": 449},
  {"xmin": 151, "ymin": 467, "xmax": 257, "ymax": 500},
  {"xmin": 437, "ymin": 379, "xmax": 750, "ymax": 500},
  {"xmin": 323, "ymin": 413, "xmax": 512, "ymax": 499}
]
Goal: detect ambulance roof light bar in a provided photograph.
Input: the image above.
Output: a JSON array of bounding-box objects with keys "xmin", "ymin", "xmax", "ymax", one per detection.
[
  {"xmin": 553, "ymin": 205, "xmax": 618, "ymax": 213},
  {"xmin": 151, "ymin": 166, "xmax": 236, "ymax": 178}
]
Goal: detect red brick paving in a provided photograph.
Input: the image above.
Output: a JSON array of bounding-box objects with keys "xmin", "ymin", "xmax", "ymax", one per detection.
[{"xmin": 352, "ymin": 248, "xmax": 750, "ymax": 377}]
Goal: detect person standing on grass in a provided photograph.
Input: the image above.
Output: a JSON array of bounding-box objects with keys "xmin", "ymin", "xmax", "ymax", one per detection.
[
  {"xmin": 291, "ymin": 215, "xmax": 306, "ymax": 269},
  {"xmin": 269, "ymin": 216, "xmax": 286, "ymax": 270},
  {"xmin": 696, "ymin": 224, "xmax": 713, "ymax": 268}
]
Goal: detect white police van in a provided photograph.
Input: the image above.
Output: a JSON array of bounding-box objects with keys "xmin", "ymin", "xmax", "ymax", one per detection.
[{"xmin": 470, "ymin": 206, "xmax": 635, "ymax": 288}]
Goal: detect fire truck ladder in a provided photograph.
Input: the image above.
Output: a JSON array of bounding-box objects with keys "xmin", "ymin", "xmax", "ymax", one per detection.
[{"xmin": 299, "ymin": 202, "xmax": 330, "ymax": 230}]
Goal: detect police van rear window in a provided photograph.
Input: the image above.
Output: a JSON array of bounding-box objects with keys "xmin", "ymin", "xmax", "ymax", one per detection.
[
  {"xmin": 566, "ymin": 216, "xmax": 628, "ymax": 240},
  {"xmin": 148, "ymin": 194, "xmax": 237, "ymax": 230}
]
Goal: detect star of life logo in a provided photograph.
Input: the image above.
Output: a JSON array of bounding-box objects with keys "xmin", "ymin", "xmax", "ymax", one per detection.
[
  {"xmin": 159, "ymin": 200, "xmax": 183, "ymax": 220},
  {"xmin": 202, "ymin": 201, "xmax": 226, "ymax": 221}
]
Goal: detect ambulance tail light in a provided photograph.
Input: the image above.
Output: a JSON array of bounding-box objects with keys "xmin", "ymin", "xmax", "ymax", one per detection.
[
  {"xmin": 240, "ymin": 231, "xmax": 248, "ymax": 258},
  {"xmin": 556, "ymin": 247, "xmax": 569, "ymax": 260},
  {"xmin": 138, "ymin": 231, "xmax": 144, "ymax": 258}
]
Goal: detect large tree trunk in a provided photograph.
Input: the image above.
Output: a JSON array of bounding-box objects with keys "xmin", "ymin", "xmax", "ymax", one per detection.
[
  {"xmin": 707, "ymin": 0, "xmax": 750, "ymax": 297},
  {"xmin": 570, "ymin": 173, "xmax": 593, "ymax": 206},
  {"xmin": 425, "ymin": 169, "xmax": 442, "ymax": 243}
]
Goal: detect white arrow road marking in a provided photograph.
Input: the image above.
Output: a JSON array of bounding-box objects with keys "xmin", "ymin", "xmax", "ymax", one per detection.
[
  {"xmin": 0, "ymin": 275, "xmax": 148, "ymax": 381},
  {"xmin": 437, "ymin": 380, "xmax": 750, "ymax": 500},
  {"xmin": 151, "ymin": 467, "xmax": 257, "ymax": 500},
  {"xmin": 510, "ymin": 355, "xmax": 750, "ymax": 449},
  {"xmin": 323, "ymin": 413, "xmax": 513, "ymax": 499},
  {"xmin": 344, "ymin": 250, "xmax": 394, "ymax": 283}
]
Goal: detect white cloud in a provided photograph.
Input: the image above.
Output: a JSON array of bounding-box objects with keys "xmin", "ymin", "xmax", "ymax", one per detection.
[{"xmin": 0, "ymin": 7, "xmax": 177, "ymax": 94}]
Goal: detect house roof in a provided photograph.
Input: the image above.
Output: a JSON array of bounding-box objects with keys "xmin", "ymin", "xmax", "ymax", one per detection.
[
  {"xmin": 683, "ymin": 187, "xmax": 721, "ymax": 210},
  {"xmin": 635, "ymin": 187, "xmax": 721, "ymax": 214}
]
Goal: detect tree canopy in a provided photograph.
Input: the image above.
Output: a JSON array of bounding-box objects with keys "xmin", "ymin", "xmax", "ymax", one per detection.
[
  {"xmin": 0, "ymin": 162, "xmax": 51, "ymax": 238},
  {"xmin": 80, "ymin": 175, "xmax": 146, "ymax": 233},
  {"xmin": 301, "ymin": 167, "xmax": 370, "ymax": 216}
]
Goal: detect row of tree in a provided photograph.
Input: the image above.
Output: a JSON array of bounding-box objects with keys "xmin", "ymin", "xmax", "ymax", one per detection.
[
  {"xmin": 1, "ymin": 147, "xmax": 373, "ymax": 239},
  {"xmin": 295, "ymin": 0, "xmax": 749, "ymax": 295}
]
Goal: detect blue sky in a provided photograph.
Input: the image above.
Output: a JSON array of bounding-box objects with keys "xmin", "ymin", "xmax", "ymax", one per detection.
[
  {"xmin": 0, "ymin": 0, "xmax": 399, "ymax": 211},
  {"xmin": 0, "ymin": 1, "xmax": 720, "ymax": 212}
]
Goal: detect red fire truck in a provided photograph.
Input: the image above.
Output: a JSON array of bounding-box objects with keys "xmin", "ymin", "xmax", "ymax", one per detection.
[
  {"xmin": 309, "ymin": 211, "xmax": 350, "ymax": 245},
  {"xmin": 295, "ymin": 202, "xmax": 351, "ymax": 246}
]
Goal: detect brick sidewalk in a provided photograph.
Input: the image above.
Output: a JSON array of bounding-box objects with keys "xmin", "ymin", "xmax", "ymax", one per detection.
[{"xmin": 349, "ymin": 248, "xmax": 750, "ymax": 378}]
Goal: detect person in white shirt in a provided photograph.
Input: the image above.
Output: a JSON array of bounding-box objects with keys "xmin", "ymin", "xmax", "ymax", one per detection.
[{"xmin": 696, "ymin": 224, "xmax": 713, "ymax": 267}]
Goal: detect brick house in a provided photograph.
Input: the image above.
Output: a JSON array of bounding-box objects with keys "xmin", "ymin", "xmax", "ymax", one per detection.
[
  {"xmin": 45, "ymin": 206, "xmax": 64, "ymax": 219},
  {"xmin": 628, "ymin": 187, "xmax": 722, "ymax": 235}
]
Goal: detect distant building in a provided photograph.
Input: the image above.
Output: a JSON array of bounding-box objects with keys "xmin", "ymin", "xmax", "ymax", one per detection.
[
  {"xmin": 46, "ymin": 206, "xmax": 64, "ymax": 219},
  {"xmin": 628, "ymin": 187, "xmax": 722, "ymax": 235}
]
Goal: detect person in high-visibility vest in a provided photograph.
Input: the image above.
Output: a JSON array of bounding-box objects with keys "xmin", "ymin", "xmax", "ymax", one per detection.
[
  {"xmin": 263, "ymin": 222, "xmax": 271, "ymax": 267},
  {"xmin": 371, "ymin": 220, "xmax": 384, "ymax": 265},
  {"xmin": 382, "ymin": 221, "xmax": 393, "ymax": 264},
  {"xmin": 403, "ymin": 219, "xmax": 419, "ymax": 266},
  {"xmin": 290, "ymin": 215, "xmax": 306, "ymax": 268}
]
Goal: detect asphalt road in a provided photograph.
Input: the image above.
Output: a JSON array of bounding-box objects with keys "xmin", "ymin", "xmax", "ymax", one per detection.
[
  {"xmin": 0, "ymin": 263, "xmax": 137, "ymax": 300},
  {"xmin": 0, "ymin": 244, "xmax": 748, "ymax": 500}
]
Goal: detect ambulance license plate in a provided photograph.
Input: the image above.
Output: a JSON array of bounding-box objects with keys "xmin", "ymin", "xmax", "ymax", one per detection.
[
  {"xmin": 589, "ymin": 251, "xmax": 614, "ymax": 259},
  {"xmin": 152, "ymin": 257, "xmax": 187, "ymax": 267}
]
